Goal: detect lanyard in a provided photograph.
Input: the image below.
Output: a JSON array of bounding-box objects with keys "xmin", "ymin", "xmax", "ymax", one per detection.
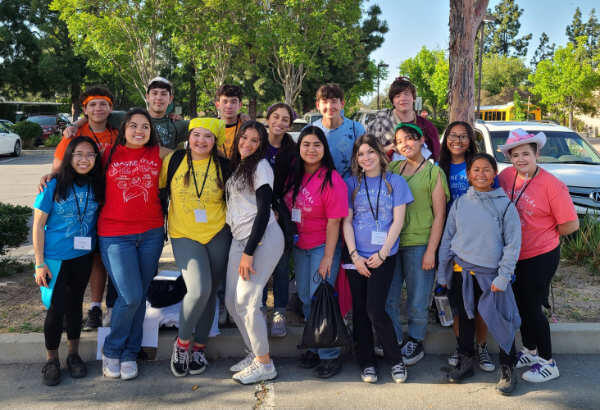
[
  {"xmin": 225, "ymin": 119, "xmax": 240, "ymax": 157},
  {"xmin": 190, "ymin": 155, "xmax": 212, "ymax": 200},
  {"xmin": 293, "ymin": 167, "xmax": 321, "ymax": 207},
  {"xmin": 72, "ymin": 184, "xmax": 90, "ymax": 233},
  {"xmin": 87, "ymin": 126, "xmax": 102, "ymax": 147},
  {"xmin": 364, "ymin": 173, "xmax": 383, "ymax": 226},
  {"xmin": 399, "ymin": 158, "xmax": 426, "ymax": 179},
  {"xmin": 510, "ymin": 167, "xmax": 538, "ymax": 207}
]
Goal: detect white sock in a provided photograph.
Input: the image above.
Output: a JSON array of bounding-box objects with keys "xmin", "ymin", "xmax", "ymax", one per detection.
[
  {"xmin": 90, "ymin": 302, "xmax": 101, "ymax": 309},
  {"xmin": 259, "ymin": 360, "xmax": 274, "ymax": 370}
]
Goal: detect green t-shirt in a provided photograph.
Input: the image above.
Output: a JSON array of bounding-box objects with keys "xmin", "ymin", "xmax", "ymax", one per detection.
[
  {"xmin": 388, "ymin": 160, "xmax": 449, "ymax": 247},
  {"xmin": 108, "ymin": 112, "xmax": 188, "ymax": 149}
]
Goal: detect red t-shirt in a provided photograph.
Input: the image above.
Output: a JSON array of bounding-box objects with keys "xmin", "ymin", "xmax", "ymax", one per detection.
[
  {"xmin": 54, "ymin": 124, "xmax": 118, "ymax": 160},
  {"xmin": 98, "ymin": 144, "xmax": 164, "ymax": 236},
  {"xmin": 498, "ymin": 166, "xmax": 577, "ymax": 260}
]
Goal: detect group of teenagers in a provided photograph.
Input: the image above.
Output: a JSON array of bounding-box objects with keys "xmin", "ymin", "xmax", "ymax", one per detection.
[{"xmin": 32, "ymin": 76, "xmax": 579, "ymax": 396}]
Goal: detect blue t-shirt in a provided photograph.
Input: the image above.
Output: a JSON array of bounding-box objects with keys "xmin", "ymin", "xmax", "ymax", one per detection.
[
  {"xmin": 34, "ymin": 178, "xmax": 99, "ymax": 261},
  {"xmin": 448, "ymin": 161, "xmax": 500, "ymax": 205},
  {"xmin": 310, "ymin": 117, "xmax": 365, "ymax": 179},
  {"xmin": 346, "ymin": 172, "xmax": 414, "ymax": 258}
]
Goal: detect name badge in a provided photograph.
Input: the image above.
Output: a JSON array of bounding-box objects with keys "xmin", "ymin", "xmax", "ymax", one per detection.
[
  {"xmin": 74, "ymin": 236, "xmax": 92, "ymax": 251},
  {"xmin": 194, "ymin": 209, "xmax": 208, "ymax": 223},
  {"xmin": 371, "ymin": 231, "xmax": 387, "ymax": 245},
  {"xmin": 291, "ymin": 208, "xmax": 301, "ymax": 223}
]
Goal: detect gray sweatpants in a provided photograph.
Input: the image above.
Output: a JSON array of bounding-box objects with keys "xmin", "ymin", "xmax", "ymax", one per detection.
[
  {"xmin": 225, "ymin": 222, "xmax": 284, "ymax": 357},
  {"xmin": 172, "ymin": 226, "xmax": 232, "ymax": 344}
]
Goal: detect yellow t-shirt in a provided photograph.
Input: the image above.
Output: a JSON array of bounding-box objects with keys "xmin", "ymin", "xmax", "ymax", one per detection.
[{"xmin": 159, "ymin": 152, "xmax": 226, "ymax": 244}]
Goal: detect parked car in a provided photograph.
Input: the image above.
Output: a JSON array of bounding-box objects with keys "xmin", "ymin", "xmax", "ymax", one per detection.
[
  {"xmin": 289, "ymin": 118, "xmax": 308, "ymax": 142},
  {"xmin": 474, "ymin": 121, "xmax": 600, "ymax": 216},
  {"xmin": 26, "ymin": 114, "xmax": 71, "ymax": 140},
  {"xmin": 0, "ymin": 122, "xmax": 22, "ymax": 157},
  {"xmin": 303, "ymin": 112, "xmax": 322, "ymax": 125},
  {"xmin": 352, "ymin": 109, "xmax": 378, "ymax": 128}
]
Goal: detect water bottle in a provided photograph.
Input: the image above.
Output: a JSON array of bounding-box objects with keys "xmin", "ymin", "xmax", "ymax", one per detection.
[{"xmin": 434, "ymin": 286, "xmax": 454, "ymax": 327}]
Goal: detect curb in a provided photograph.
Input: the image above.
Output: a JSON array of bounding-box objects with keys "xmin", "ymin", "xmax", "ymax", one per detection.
[{"xmin": 1, "ymin": 323, "xmax": 599, "ymax": 364}]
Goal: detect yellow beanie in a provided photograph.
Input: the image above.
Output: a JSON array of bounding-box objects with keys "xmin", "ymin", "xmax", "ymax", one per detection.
[{"xmin": 188, "ymin": 118, "xmax": 226, "ymax": 147}]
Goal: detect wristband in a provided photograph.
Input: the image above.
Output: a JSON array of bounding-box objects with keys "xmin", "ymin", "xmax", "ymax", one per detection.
[
  {"xmin": 349, "ymin": 249, "xmax": 358, "ymax": 258},
  {"xmin": 377, "ymin": 251, "xmax": 385, "ymax": 262},
  {"xmin": 35, "ymin": 263, "xmax": 46, "ymax": 269}
]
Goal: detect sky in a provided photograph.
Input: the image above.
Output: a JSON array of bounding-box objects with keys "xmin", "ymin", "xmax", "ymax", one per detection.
[{"xmin": 365, "ymin": 0, "xmax": 599, "ymax": 101}]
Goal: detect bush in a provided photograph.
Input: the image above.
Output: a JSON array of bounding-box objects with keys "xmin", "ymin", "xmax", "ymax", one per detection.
[
  {"xmin": 13, "ymin": 121, "xmax": 42, "ymax": 148},
  {"xmin": 0, "ymin": 203, "xmax": 32, "ymax": 258},
  {"xmin": 561, "ymin": 215, "xmax": 600, "ymax": 274},
  {"xmin": 429, "ymin": 117, "xmax": 448, "ymax": 136},
  {"xmin": 43, "ymin": 133, "xmax": 62, "ymax": 147}
]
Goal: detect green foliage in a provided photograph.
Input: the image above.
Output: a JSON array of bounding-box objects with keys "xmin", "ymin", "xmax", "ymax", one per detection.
[
  {"xmin": 530, "ymin": 32, "xmax": 555, "ymax": 67},
  {"xmin": 481, "ymin": 55, "xmax": 530, "ymax": 96},
  {"xmin": 566, "ymin": 7, "xmax": 600, "ymax": 63},
  {"xmin": 428, "ymin": 117, "xmax": 448, "ymax": 135},
  {"xmin": 13, "ymin": 121, "xmax": 42, "ymax": 148},
  {"xmin": 512, "ymin": 90, "xmax": 526, "ymax": 121},
  {"xmin": 0, "ymin": 258, "xmax": 33, "ymax": 278},
  {"xmin": 0, "ymin": 203, "xmax": 32, "ymax": 258},
  {"xmin": 43, "ymin": 133, "xmax": 62, "ymax": 147},
  {"xmin": 484, "ymin": 0, "xmax": 532, "ymax": 57},
  {"xmin": 562, "ymin": 215, "xmax": 600, "ymax": 275}
]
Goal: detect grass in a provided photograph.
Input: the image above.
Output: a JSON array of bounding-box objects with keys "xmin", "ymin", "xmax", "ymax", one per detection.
[
  {"xmin": 561, "ymin": 215, "xmax": 600, "ymax": 274},
  {"xmin": 0, "ymin": 258, "xmax": 33, "ymax": 278}
]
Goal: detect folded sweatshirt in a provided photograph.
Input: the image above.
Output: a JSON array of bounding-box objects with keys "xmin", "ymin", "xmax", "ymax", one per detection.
[{"xmin": 437, "ymin": 187, "xmax": 521, "ymax": 291}]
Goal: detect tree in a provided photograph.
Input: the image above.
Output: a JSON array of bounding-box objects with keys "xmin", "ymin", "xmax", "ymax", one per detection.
[
  {"xmin": 512, "ymin": 90, "xmax": 526, "ymax": 120},
  {"xmin": 430, "ymin": 55, "xmax": 449, "ymax": 117},
  {"xmin": 480, "ymin": 55, "xmax": 530, "ymax": 95},
  {"xmin": 529, "ymin": 38, "xmax": 600, "ymax": 128},
  {"xmin": 448, "ymin": 0, "xmax": 489, "ymax": 124},
  {"xmin": 484, "ymin": 0, "xmax": 532, "ymax": 57},
  {"xmin": 530, "ymin": 32, "xmax": 555, "ymax": 67},
  {"xmin": 566, "ymin": 7, "xmax": 586, "ymax": 44},
  {"xmin": 566, "ymin": 8, "xmax": 600, "ymax": 63}
]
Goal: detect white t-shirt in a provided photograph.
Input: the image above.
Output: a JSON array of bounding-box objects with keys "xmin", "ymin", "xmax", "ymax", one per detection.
[{"xmin": 226, "ymin": 159, "xmax": 276, "ymax": 240}]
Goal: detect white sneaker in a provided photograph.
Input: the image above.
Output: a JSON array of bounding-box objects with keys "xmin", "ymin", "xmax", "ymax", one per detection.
[
  {"xmin": 120, "ymin": 361, "xmax": 138, "ymax": 380},
  {"xmin": 102, "ymin": 308, "xmax": 112, "ymax": 327},
  {"xmin": 230, "ymin": 352, "xmax": 255, "ymax": 372},
  {"xmin": 448, "ymin": 348, "xmax": 459, "ymax": 367},
  {"xmin": 360, "ymin": 366, "xmax": 378, "ymax": 383},
  {"xmin": 521, "ymin": 358, "xmax": 559, "ymax": 383},
  {"xmin": 391, "ymin": 361, "xmax": 408, "ymax": 383},
  {"xmin": 232, "ymin": 359, "xmax": 277, "ymax": 385},
  {"xmin": 102, "ymin": 354, "xmax": 120, "ymax": 378},
  {"xmin": 477, "ymin": 343, "xmax": 496, "ymax": 372},
  {"xmin": 515, "ymin": 347, "xmax": 540, "ymax": 369}
]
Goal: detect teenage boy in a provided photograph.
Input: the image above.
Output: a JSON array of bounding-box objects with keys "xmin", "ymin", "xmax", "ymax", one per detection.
[
  {"xmin": 49, "ymin": 85, "xmax": 119, "ymax": 330},
  {"xmin": 367, "ymin": 76, "xmax": 440, "ymax": 161},
  {"xmin": 214, "ymin": 84, "xmax": 249, "ymax": 158},
  {"xmin": 65, "ymin": 77, "xmax": 188, "ymax": 149},
  {"xmin": 310, "ymin": 83, "xmax": 365, "ymax": 179}
]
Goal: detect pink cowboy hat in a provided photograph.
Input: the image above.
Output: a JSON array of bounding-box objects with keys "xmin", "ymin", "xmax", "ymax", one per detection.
[{"xmin": 498, "ymin": 128, "xmax": 546, "ymax": 158}]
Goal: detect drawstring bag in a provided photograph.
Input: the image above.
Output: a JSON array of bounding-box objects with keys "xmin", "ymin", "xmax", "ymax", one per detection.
[
  {"xmin": 147, "ymin": 275, "xmax": 187, "ymax": 308},
  {"xmin": 298, "ymin": 274, "xmax": 352, "ymax": 349}
]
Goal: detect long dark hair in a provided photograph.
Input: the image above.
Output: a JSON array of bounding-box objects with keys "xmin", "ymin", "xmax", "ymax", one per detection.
[
  {"xmin": 104, "ymin": 107, "xmax": 159, "ymax": 171},
  {"xmin": 55, "ymin": 136, "xmax": 104, "ymax": 204},
  {"xmin": 287, "ymin": 126, "xmax": 336, "ymax": 205},
  {"xmin": 230, "ymin": 121, "xmax": 269, "ymax": 190},
  {"xmin": 439, "ymin": 121, "xmax": 477, "ymax": 187},
  {"xmin": 266, "ymin": 102, "xmax": 295, "ymax": 150},
  {"xmin": 350, "ymin": 133, "xmax": 392, "ymax": 205},
  {"xmin": 183, "ymin": 128, "xmax": 226, "ymax": 191}
]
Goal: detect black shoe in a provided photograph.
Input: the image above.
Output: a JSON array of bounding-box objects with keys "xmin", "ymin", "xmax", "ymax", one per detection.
[
  {"xmin": 314, "ymin": 357, "xmax": 342, "ymax": 379},
  {"xmin": 298, "ymin": 351, "xmax": 320, "ymax": 369},
  {"xmin": 170, "ymin": 340, "xmax": 189, "ymax": 377},
  {"xmin": 42, "ymin": 358, "xmax": 61, "ymax": 386},
  {"xmin": 66, "ymin": 353, "xmax": 87, "ymax": 378},
  {"xmin": 401, "ymin": 338, "xmax": 425, "ymax": 366},
  {"xmin": 189, "ymin": 348, "xmax": 209, "ymax": 375},
  {"xmin": 83, "ymin": 306, "xmax": 102, "ymax": 331},
  {"xmin": 447, "ymin": 354, "xmax": 474, "ymax": 383},
  {"xmin": 496, "ymin": 365, "xmax": 517, "ymax": 395}
]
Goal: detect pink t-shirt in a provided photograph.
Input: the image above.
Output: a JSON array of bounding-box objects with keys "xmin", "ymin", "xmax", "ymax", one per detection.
[
  {"xmin": 498, "ymin": 167, "xmax": 577, "ymax": 260},
  {"xmin": 284, "ymin": 167, "xmax": 348, "ymax": 250}
]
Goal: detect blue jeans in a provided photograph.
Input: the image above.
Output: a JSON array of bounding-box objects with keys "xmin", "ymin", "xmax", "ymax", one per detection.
[
  {"xmin": 99, "ymin": 227, "xmax": 164, "ymax": 361},
  {"xmin": 385, "ymin": 245, "xmax": 435, "ymax": 342},
  {"xmin": 293, "ymin": 242, "xmax": 342, "ymax": 359},
  {"xmin": 262, "ymin": 250, "xmax": 290, "ymax": 313}
]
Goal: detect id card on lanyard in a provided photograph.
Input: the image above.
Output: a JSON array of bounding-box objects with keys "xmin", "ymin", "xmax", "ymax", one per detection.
[
  {"xmin": 366, "ymin": 174, "xmax": 386, "ymax": 245},
  {"xmin": 191, "ymin": 156, "xmax": 212, "ymax": 223},
  {"xmin": 72, "ymin": 185, "xmax": 92, "ymax": 250}
]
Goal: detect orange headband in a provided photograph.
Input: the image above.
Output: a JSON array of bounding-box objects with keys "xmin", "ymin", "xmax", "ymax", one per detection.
[{"xmin": 82, "ymin": 95, "xmax": 113, "ymax": 107}]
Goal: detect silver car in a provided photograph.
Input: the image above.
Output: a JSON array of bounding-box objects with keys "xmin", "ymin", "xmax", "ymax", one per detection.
[{"xmin": 474, "ymin": 121, "xmax": 600, "ymax": 216}]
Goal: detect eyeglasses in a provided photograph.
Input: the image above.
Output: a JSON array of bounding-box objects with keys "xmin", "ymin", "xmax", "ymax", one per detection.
[
  {"xmin": 73, "ymin": 153, "xmax": 97, "ymax": 160},
  {"xmin": 447, "ymin": 133, "xmax": 469, "ymax": 142}
]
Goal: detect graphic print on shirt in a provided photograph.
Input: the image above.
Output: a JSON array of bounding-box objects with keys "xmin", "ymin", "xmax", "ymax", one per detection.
[
  {"xmin": 108, "ymin": 158, "xmax": 160, "ymax": 204},
  {"xmin": 53, "ymin": 189, "xmax": 98, "ymax": 238},
  {"xmin": 352, "ymin": 182, "xmax": 393, "ymax": 233},
  {"xmin": 154, "ymin": 120, "xmax": 176, "ymax": 148},
  {"xmin": 172, "ymin": 171, "xmax": 221, "ymax": 215},
  {"xmin": 511, "ymin": 185, "xmax": 537, "ymax": 217}
]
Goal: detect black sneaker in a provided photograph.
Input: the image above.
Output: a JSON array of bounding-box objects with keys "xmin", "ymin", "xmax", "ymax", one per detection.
[
  {"xmin": 401, "ymin": 338, "xmax": 424, "ymax": 366},
  {"xmin": 314, "ymin": 357, "xmax": 342, "ymax": 378},
  {"xmin": 446, "ymin": 354, "xmax": 475, "ymax": 383},
  {"xmin": 298, "ymin": 351, "xmax": 320, "ymax": 369},
  {"xmin": 42, "ymin": 358, "xmax": 61, "ymax": 386},
  {"xmin": 496, "ymin": 365, "xmax": 517, "ymax": 395},
  {"xmin": 66, "ymin": 353, "xmax": 87, "ymax": 378},
  {"xmin": 170, "ymin": 340, "xmax": 189, "ymax": 377},
  {"xmin": 83, "ymin": 306, "xmax": 102, "ymax": 331},
  {"xmin": 189, "ymin": 348, "xmax": 209, "ymax": 375}
]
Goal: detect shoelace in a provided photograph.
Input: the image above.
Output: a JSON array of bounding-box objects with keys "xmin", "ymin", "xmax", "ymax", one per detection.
[
  {"xmin": 530, "ymin": 363, "xmax": 542, "ymax": 373},
  {"xmin": 363, "ymin": 367, "xmax": 376, "ymax": 376},
  {"xmin": 404, "ymin": 342, "xmax": 416, "ymax": 356},
  {"xmin": 391, "ymin": 363, "xmax": 405, "ymax": 373},
  {"xmin": 240, "ymin": 361, "xmax": 260, "ymax": 376},
  {"xmin": 501, "ymin": 366, "xmax": 511, "ymax": 379},
  {"xmin": 175, "ymin": 347, "xmax": 188, "ymax": 364},
  {"xmin": 479, "ymin": 346, "xmax": 492, "ymax": 363},
  {"xmin": 192, "ymin": 350, "xmax": 208, "ymax": 365}
]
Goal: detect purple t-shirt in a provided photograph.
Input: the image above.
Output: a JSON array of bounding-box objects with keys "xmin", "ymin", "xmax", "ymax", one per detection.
[{"xmin": 346, "ymin": 172, "xmax": 413, "ymax": 258}]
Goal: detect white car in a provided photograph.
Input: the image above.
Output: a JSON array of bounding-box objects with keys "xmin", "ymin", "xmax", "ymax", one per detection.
[
  {"xmin": 0, "ymin": 122, "xmax": 21, "ymax": 157},
  {"xmin": 474, "ymin": 121, "xmax": 600, "ymax": 216},
  {"xmin": 289, "ymin": 119, "xmax": 308, "ymax": 142}
]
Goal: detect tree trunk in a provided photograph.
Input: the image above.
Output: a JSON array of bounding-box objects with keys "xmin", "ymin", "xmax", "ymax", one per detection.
[
  {"xmin": 188, "ymin": 65, "xmax": 197, "ymax": 117},
  {"xmin": 71, "ymin": 80, "xmax": 81, "ymax": 121},
  {"xmin": 448, "ymin": 0, "xmax": 488, "ymax": 125},
  {"xmin": 248, "ymin": 97, "xmax": 257, "ymax": 120}
]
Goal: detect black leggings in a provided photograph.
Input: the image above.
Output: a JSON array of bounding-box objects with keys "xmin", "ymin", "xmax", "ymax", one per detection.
[
  {"xmin": 347, "ymin": 257, "xmax": 403, "ymax": 368},
  {"xmin": 456, "ymin": 273, "xmax": 516, "ymax": 367},
  {"xmin": 512, "ymin": 245, "xmax": 560, "ymax": 360},
  {"xmin": 44, "ymin": 253, "xmax": 93, "ymax": 350}
]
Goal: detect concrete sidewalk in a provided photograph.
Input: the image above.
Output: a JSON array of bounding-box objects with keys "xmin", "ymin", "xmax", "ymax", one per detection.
[{"xmin": 1, "ymin": 323, "xmax": 599, "ymax": 365}]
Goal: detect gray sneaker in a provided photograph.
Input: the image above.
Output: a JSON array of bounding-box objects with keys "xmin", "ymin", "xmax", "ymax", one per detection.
[
  {"xmin": 478, "ymin": 343, "xmax": 495, "ymax": 372},
  {"xmin": 270, "ymin": 311, "xmax": 287, "ymax": 338}
]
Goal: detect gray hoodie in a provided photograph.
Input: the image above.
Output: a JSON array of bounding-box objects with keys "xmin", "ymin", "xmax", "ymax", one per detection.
[{"xmin": 437, "ymin": 187, "xmax": 521, "ymax": 291}]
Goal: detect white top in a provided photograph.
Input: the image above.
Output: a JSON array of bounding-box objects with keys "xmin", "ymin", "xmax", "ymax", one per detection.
[{"xmin": 226, "ymin": 159, "xmax": 276, "ymax": 240}]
